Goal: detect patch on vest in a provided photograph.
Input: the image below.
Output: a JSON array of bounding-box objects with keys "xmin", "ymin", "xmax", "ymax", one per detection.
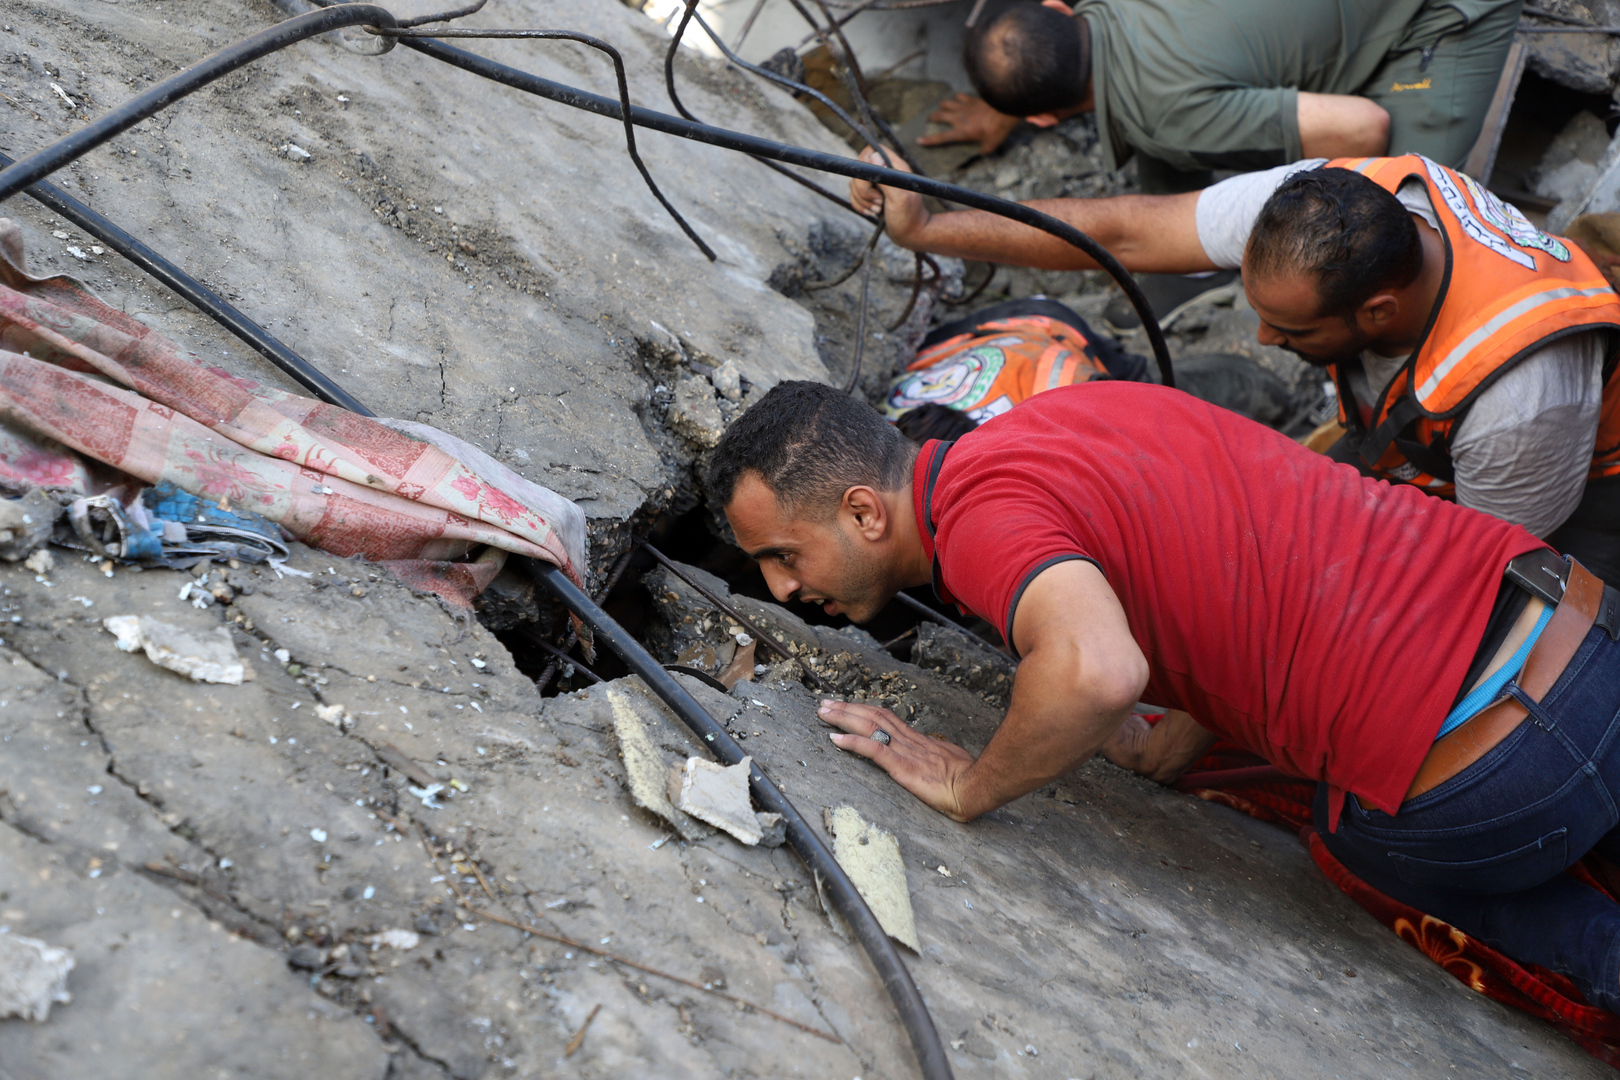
[
  {"xmin": 968, "ymin": 395, "xmax": 1015, "ymax": 423},
  {"xmin": 888, "ymin": 346, "xmax": 1005, "ymax": 413},
  {"xmin": 1423, "ymin": 157, "xmax": 1571, "ymax": 269}
]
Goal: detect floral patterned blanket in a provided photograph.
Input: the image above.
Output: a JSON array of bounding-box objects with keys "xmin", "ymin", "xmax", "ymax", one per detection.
[
  {"xmin": 1177, "ymin": 746, "xmax": 1620, "ymax": 1066},
  {"xmin": 0, "ymin": 220, "xmax": 585, "ymax": 607}
]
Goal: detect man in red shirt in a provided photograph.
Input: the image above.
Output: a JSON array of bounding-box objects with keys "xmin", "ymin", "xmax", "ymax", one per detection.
[{"xmin": 709, "ymin": 378, "xmax": 1620, "ymax": 1014}]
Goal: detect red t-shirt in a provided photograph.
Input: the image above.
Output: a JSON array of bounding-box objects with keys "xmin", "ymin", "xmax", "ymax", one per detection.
[{"xmin": 913, "ymin": 383, "xmax": 1541, "ymax": 828}]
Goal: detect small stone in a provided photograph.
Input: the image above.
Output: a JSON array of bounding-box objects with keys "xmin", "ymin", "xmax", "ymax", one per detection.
[{"xmin": 286, "ymin": 944, "xmax": 325, "ymax": 970}]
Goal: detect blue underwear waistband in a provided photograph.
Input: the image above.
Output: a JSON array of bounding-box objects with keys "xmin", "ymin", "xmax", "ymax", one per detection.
[{"xmin": 1435, "ymin": 602, "xmax": 1555, "ymax": 740}]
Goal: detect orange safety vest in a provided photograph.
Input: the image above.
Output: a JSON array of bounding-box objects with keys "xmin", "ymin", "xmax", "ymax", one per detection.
[
  {"xmin": 1326, "ymin": 154, "xmax": 1620, "ymax": 492},
  {"xmin": 884, "ymin": 314, "xmax": 1115, "ymax": 424}
]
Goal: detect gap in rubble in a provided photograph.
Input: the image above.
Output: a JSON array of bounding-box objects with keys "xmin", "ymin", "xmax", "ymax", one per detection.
[
  {"xmin": 496, "ymin": 505, "xmax": 984, "ymax": 696},
  {"xmin": 643, "ymin": 504, "xmax": 980, "ymax": 652},
  {"xmin": 1490, "ymin": 70, "xmax": 1617, "ymax": 219}
]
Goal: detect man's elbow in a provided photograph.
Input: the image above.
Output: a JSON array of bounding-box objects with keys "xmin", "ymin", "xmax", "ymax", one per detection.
[
  {"xmin": 1353, "ymin": 103, "xmax": 1391, "ymax": 156},
  {"xmin": 1088, "ymin": 649, "xmax": 1150, "ymax": 719},
  {"xmin": 1298, "ymin": 96, "xmax": 1390, "ymax": 158}
]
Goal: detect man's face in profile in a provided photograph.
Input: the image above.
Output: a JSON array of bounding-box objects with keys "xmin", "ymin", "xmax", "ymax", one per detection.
[
  {"xmin": 1245, "ymin": 270, "xmax": 1370, "ymax": 369},
  {"xmin": 723, "ymin": 472, "xmax": 893, "ymax": 624}
]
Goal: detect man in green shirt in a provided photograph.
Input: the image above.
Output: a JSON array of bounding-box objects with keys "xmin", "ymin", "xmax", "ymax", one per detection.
[
  {"xmin": 931, "ymin": 0, "xmax": 1522, "ymax": 181},
  {"xmin": 924, "ymin": 0, "xmax": 1523, "ymax": 327}
]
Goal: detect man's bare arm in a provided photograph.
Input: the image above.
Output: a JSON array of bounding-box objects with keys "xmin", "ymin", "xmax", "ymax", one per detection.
[
  {"xmin": 819, "ymin": 560, "xmax": 1148, "ymax": 821},
  {"xmin": 1297, "ymin": 92, "xmax": 1389, "ymax": 159},
  {"xmin": 1097, "ymin": 709, "xmax": 1216, "ymax": 784},
  {"xmin": 849, "ymin": 147, "xmax": 1212, "ymax": 273}
]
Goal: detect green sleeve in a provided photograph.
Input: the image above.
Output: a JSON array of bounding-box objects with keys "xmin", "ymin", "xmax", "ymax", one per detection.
[{"xmin": 1127, "ymin": 85, "xmax": 1301, "ymax": 174}]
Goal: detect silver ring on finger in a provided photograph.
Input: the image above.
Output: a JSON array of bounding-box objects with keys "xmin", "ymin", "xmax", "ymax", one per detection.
[{"xmin": 871, "ymin": 728, "xmax": 891, "ymax": 746}]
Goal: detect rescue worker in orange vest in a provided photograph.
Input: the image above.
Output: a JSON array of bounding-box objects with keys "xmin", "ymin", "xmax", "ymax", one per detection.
[
  {"xmin": 852, "ymin": 153, "xmax": 1620, "ymax": 582},
  {"xmin": 887, "ymin": 298, "xmax": 1145, "ymax": 443},
  {"xmin": 887, "ymin": 296, "xmax": 1302, "ymax": 443}
]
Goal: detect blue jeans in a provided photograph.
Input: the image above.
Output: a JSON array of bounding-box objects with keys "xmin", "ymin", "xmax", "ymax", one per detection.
[{"xmin": 1316, "ymin": 623, "xmax": 1620, "ymax": 1013}]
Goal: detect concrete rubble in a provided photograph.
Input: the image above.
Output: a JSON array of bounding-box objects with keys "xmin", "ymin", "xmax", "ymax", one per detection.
[
  {"xmin": 103, "ymin": 614, "xmax": 250, "ymax": 686},
  {"xmin": 669, "ymin": 756, "xmax": 763, "ymax": 846},
  {"xmin": 0, "ymin": 932, "xmax": 74, "ymax": 1022},
  {"xmin": 0, "ymin": 1, "xmax": 1613, "ymax": 1077},
  {"xmin": 1, "ymin": 544, "xmax": 1607, "ymax": 1077}
]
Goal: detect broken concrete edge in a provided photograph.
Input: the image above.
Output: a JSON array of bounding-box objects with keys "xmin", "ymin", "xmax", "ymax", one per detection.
[{"xmin": 606, "ymin": 684, "xmax": 711, "ymax": 841}]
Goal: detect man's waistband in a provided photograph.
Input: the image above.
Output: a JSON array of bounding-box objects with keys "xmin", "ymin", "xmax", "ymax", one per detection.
[{"xmin": 1405, "ymin": 554, "xmax": 1617, "ymax": 801}]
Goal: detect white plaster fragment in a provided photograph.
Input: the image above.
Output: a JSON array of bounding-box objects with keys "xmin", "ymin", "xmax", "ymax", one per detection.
[
  {"xmin": 669, "ymin": 756, "xmax": 761, "ymax": 845},
  {"xmin": 0, "ymin": 933, "xmax": 73, "ymax": 1021},
  {"xmin": 102, "ymin": 615, "xmax": 245, "ymax": 684}
]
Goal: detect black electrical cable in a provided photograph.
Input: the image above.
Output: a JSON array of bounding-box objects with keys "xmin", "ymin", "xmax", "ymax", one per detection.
[
  {"xmin": 0, "ymin": 152, "xmax": 369, "ymax": 413},
  {"xmin": 523, "ymin": 560, "xmax": 954, "ymax": 1080},
  {"xmin": 0, "ymin": 5, "xmax": 398, "ymax": 203},
  {"xmin": 389, "ymin": 36, "xmax": 1177, "ymax": 386},
  {"xmin": 0, "ymin": 13, "xmax": 961, "ymax": 1076},
  {"xmin": 661, "ymin": 6, "xmax": 876, "ymax": 221},
  {"xmin": 60, "ymin": 0, "xmax": 1172, "ymax": 383},
  {"xmin": 371, "ymin": 26, "xmax": 715, "ymax": 261}
]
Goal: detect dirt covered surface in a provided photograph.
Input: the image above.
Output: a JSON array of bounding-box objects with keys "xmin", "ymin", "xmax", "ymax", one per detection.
[
  {"xmin": 0, "ymin": 2, "xmax": 1612, "ymax": 1078},
  {"xmin": 0, "ymin": 546, "xmax": 1602, "ymax": 1079},
  {"xmin": 0, "ymin": 0, "xmax": 938, "ymax": 592}
]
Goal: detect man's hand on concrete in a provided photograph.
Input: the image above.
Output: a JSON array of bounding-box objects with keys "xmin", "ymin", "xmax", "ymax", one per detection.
[
  {"xmin": 1098, "ymin": 709, "xmax": 1216, "ymax": 785},
  {"xmin": 849, "ymin": 147, "xmax": 931, "ymax": 248},
  {"xmin": 819, "ymin": 699, "xmax": 978, "ymax": 822},
  {"xmin": 917, "ymin": 93, "xmax": 1021, "ymax": 155}
]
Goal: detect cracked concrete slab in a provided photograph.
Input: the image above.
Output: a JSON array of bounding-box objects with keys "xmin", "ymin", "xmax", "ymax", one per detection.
[
  {"xmin": 0, "ymin": 541, "xmax": 1610, "ymax": 1078},
  {"xmin": 0, "ymin": 0, "xmax": 932, "ymax": 588}
]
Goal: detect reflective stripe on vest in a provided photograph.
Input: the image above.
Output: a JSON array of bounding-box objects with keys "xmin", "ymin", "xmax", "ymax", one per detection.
[{"xmin": 1324, "ymin": 154, "xmax": 1620, "ymax": 487}]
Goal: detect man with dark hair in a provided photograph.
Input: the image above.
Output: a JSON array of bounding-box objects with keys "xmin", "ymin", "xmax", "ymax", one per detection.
[
  {"xmin": 926, "ymin": 0, "xmax": 1521, "ymax": 181},
  {"xmin": 924, "ymin": 0, "xmax": 1523, "ymax": 332},
  {"xmin": 710, "ymin": 376, "xmax": 1620, "ymax": 1017},
  {"xmin": 852, "ymin": 153, "xmax": 1620, "ymax": 581}
]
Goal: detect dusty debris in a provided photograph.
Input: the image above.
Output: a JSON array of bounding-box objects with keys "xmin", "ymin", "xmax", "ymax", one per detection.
[
  {"xmin": 0, "ymin": 932, "xmax": 74, "ymax": 1021},
  {"xmin": 366, "ymin": 929, "xmax": 420, "ymax": 951},
  {"xmin": 22, "ymin": 547, "xmax": 54, "ymax": 577},
  {"xmin": 606, "ymin": 687, "xmax": 708, "ymax": 840},
  {"xmin": 314, "ymin": 702, "xmax": 353, "ymax": 730},
  {"xmin": 0, "ymin": 491, "xmax": 60, "ymax": 562},
  {"xmin": 666, "ymin": 374, "xmax": 727, "ymax": 449},
  {"xmin": 102, "ymin": 614, "xmax": 247, "ymax": 685},
  {"xmin": 718, "ymin": 637, "xmax": 757, "ymax": 689},
  {"xmin": 824, "ymin": 806, "xmax": 920, "ymax": 952},
  {"xmin": 756, "ymin": 812, "xmax": 787, "ymax": 848},
  {"xmin": 669, "ymin": 755, "xmax": 762, "ymax": 845}
]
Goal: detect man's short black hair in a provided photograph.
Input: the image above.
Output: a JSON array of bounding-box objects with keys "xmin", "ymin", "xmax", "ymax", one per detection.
[
  {"xmin": 965, "ymin": 3, "xmax": 1089, "ymax": 118},
  {"xmin": 895, "ymin": 403, "xmax": 979, "ymax": 443},
  {"xmin": 1245, "ymin": 168, "xmax": 1423, "ymax": 320},
  {"xmin": 708, "ymin": 381, "xmax": 917, "ymax": 517}
]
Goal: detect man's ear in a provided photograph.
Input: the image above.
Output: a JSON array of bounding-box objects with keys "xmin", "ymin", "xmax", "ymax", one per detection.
[
  {"xmin": 1039, "ymin": 0, "xmax": 1074, "ymax": 12},
  {"xmin": 1026, "ymin": 113, "xmax": 1060, "ymax": 128},
  {"xmin": 842, "ymin": 485, "xmax": 888, "ymax": 541},
  {"xmin": 1357, "ymin": 291, "xmax": 1401, "ymax": 334}
]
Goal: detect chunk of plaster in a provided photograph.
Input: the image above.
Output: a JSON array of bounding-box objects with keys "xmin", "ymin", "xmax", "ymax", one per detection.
[
  {"xmin": 0, "ymin": 933, "xmax": 73, "ymax": 1021},
  {"xmin": 669, "ymin": 756, "xmax": 761, "ymax": 845},
  {"xmin": 606, "ymin": 688, "xmax": 707, "ymax": 840},
  {"xmin": 103, "ymin": 615, "xmax": 245, "ymax": 684},
  {"xmin": 824, "ymin": 806, "xmax": 920, "ymax": 952}
]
